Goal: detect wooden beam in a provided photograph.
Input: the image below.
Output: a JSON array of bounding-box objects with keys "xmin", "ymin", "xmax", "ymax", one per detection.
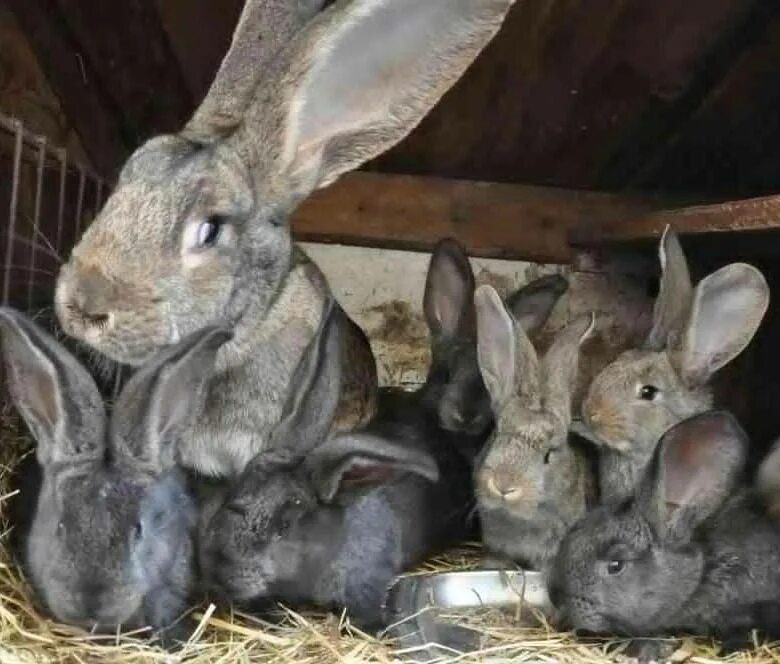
[
  {"xmin": 570, "ymin": 194, "xmax": 780, "ymax": 247},
  {"xmin": 291, "ymin": 173, "xmax": 661, "ymax": 264}
]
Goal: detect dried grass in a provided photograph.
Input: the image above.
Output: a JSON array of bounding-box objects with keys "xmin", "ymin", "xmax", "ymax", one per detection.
[{"xmin": 0, "ymin": 403, "xmax": 779, "ymax": 663}]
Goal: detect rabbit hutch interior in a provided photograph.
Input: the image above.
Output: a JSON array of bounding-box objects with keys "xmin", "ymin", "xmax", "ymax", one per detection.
[{"xmin": 3, "ymin": 0, "xmax": 780, "ymax": 662}]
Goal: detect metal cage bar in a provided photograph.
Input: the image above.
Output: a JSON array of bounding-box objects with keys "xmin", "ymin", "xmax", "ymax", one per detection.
[{"xmin": 0, "ymin": 111, "xmax": 108, "ymax": 310}]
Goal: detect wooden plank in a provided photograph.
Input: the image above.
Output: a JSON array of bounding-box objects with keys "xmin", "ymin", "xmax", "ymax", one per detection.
[
  {"xmin": 291, "ymin": 173, "xmax": 662, "ymax": 264},
  {"xmin": 154, "ymin": 0, "xmax": 243, "ymax": 101},
  {"xmin": 633, "ymin": 9, "xmax": 780, "ymax": 197},
  {"xmin": 5, "ymin": 0, "xmax": 127, "ymax": 175},
  {"xmin": 7, "ymin": 0, "xmax": 194, "ymax": 176},
  {"xmin": 369, "ymin": 0, "xmax": 754, "ymax": 190},
  {"xmin": 570, "ymin": 194, "xmax": 780, "ymax": 247}
]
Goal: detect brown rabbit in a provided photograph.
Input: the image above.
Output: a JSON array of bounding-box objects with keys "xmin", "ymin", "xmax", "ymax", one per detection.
[
  {"xmin": 54, "ymin": 0, "xmax": 517, "ymax": 477},
  {"xmin": 577, "ymin": 227, "xmax": 769, "ymax": 503}
]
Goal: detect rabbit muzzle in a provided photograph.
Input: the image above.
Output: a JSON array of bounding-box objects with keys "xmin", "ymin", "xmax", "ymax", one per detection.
[{"xmin": 56, "ymin": 260, "xmax": 173, "ymax": 366}]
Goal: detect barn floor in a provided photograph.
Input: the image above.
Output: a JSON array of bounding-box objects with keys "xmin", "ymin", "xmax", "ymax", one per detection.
[{"xmin": 0, "ymin": 406, "xmax": 777, "ymax": 663}]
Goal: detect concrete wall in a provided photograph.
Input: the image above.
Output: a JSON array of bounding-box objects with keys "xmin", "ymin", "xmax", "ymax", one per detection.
[{"xmin": 301, "ymin": 242, "xmax": 567, "ymax": 387}]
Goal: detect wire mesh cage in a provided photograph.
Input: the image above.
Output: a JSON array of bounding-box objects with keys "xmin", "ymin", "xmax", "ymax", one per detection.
[{"xmin": 0, "ymin": 112, "xmax": 107, "ymax": 313}]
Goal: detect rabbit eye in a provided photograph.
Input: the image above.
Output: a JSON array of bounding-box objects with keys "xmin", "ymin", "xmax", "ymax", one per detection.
[
  {"xmin": 133, "ymin": 522, "xmax": 143, "ymax": 540},
  {"xmin": 56, "ymin": 521, "xmax": 66, "ymax": 537},
  {"xmin": 196, "ymin": 216, "xmax": 223, "ymax": 248},
  {"xmin": 543, "ymin": 449, "xmax": 555, "ymax": 464},
  {"xmin": 606, "ymin": 559, "xmax": 625, "ymax": 575},
  {"xmin": 638, "ymin": 384, "xmax": 660, "ymax": 401}
]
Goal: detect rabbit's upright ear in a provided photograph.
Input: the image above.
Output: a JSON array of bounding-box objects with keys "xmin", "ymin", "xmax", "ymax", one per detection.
[
  {"xmin": 264, "ymin": 0, "xmax": 515, "ymax": 193},
  {"xmin": 267, "ymin": 297, "xmax": 343, "ymax": 456},
  {"xmin": 111, "ymin": 327, "xmax": 232, "ymax": 469},
  {"xmin": 476, "ymin": 285, "xmax": 539, "ymax": 412},
  {"xmin": 644, "ymin": 227, "xmax": 693, "ymax": 352},
  {"xmin": 0, "ymin": 308, "xmax": 105, "ymax": 466},
  {"xmin": 184, "ymin": 0, "xmax": 327, "ymax": 141},
  {"xmin": 638, "ymin": 411, "xmax": 748, "ymax": 541},
  {"xmin": 306, "ymin": 433, "xmax": 439, "ymax": 504},
  {"xmin": 423, "ymin": 239, "xmax": 476, "ymax": 340},
  {"xmin": 505, "ymin": 274, "xmax": 568, "ymax": 337},
  {"xmin": 673, "ymin": 263, "xmax": 769, "ymax": 387},
  {"xmin": 541, "ymin": 314, "xmax": 595, "ymax": 428}
]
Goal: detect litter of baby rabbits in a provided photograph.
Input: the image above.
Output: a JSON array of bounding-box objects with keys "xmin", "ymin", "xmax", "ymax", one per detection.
[{"xmin": 0, "ymin": 407, "xmax": 777, "ymax": 663}]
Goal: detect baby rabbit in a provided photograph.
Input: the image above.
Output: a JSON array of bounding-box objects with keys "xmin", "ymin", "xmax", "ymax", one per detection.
[
  {"xmin": 551, "ymin": 411, "xmax": 780, "ymax": 644},
  {"xmin": 474, "ymin": 285, "xmax": 596, "ymax": 571},
  {"xmin": 578, "ymin": 227, "xmax": 769, "ymax": 503},
  {"xmin": 55, "ymin": 0, "xmax": 517, "ymax": 478},
  {"xmin": 0, "ymin": 307, "xmax": 230, "ymax": 640},
  {"xmin": 200, "ymin": 296, "xmax": 478, "ymax": 628},
  {"xmin": 418, "ymin": 238, "xmax": 568, "ymax": 449}
]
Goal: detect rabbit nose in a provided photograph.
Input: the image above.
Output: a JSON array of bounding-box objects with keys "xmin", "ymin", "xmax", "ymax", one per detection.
[
  {"xmin": 487, "ymin": 476, "xmax": 523, "ymax": 501},
  {"xmin": 63, "ymin": 266, "xmax": 116, "ymax": 331}
]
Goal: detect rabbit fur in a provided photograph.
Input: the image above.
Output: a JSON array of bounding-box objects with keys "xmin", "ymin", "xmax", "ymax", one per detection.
[
  {"xmin": 551, "ymin": 411, "xmax": 780, "ymax": 644},
  {"xmin": 418, "ymin": 238, "xmax": 568, "ymax": 452},
  {"xmin": 474, "ymin": 285, "xmax": 596, "ymax": 571},
  {"xmin": 54, "ymin": 0, "xmax": 517, "ymax": 477},
  {"xmin": 0, "ymin": 307, "xmax": 230, "ymax": 639},
  {"xmin": 577, "ymin": 227, "xmax": 769, "ymax": 503},
  {"xmin": 199, "ymin": 243, "xmax": 565, "ymax": 628}
]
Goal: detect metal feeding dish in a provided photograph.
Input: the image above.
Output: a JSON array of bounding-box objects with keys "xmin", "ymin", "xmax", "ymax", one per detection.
[{"xmin": 383, "ymin": 569, "xmax": 553, "ymax": 661}]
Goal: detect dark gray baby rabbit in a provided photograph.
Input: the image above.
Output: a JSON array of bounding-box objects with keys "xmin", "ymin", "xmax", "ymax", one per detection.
[
  {"xmin": 418, "ymin": 238, "xmax": 567, "ymax": 446},
  {"xmin": 199, "ymin": 297, "xmax": 472, "ymax": 628},
  {"xmin": 0, "ymin": 307, "xmax": 230, "ymax": 640},
  {"xmin": 551, "ymin": 411, "xmax": 780, "ymax": 644}
]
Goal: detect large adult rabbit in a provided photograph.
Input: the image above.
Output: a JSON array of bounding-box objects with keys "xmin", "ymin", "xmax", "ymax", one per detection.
[
  {"xmin": 577, "ymin": 227, "xmax": 769, "ymax": 503},
  {"xmin": 474, "ymin": 285, "xmax": 596, "ymax": 571},
  {"xmin": 551, "ymin": 411, "xmax": 780, "ymax": 646},
  {"xmin": 0, "ymin": 308, "xmax": 229, "ymax": 639},
  {"xmin": 54, "ymin": 0, "xmax": 517, "ymax": 477}
]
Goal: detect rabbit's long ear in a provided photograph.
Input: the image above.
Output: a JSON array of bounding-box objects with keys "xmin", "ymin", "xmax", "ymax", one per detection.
[
  {"xmin": 0, "ymin": 308, "xmax": 105, "ymax": 466},
  {"xmin": 184, "ymin": 0, "xmax": 327, "ymax": 141},
  {"xmin": 476, "ymin": 285, "xmax": 539, "ymax": 411},
  {"xmin": 257, "ymin": 0, "xmax": 515, "ymax": 193},
  {"xmin": 504, "ymin": 274, "xmax": 568, "ymax": 337},
  {"xmin": 423, "ymin": 239, "xmax": 476, "ymax": 340},
  {"xmin": 306, "ymin": 432, "xmax": 439, "ymax": 504},
  {"xmin": 638, "ymin": 411, "xmax": 747, "ymax": 542},
  {"xmin": 111, "ymin": 327, "xmax": 232, "ymax": 469},
  {"xmin": 541, "ymin": 314, "xmax": 595, "ymax": 428},
  {"xmin": 644, "ymin": 227, "xmax": 693, "ymax": 352},
  {"xmin": 267, "ymin": 297, "xmax": 343, "ymax": 456},
  {"xmin": 672, "ymin": 263, "xmax": 769, "ymax": 387}
]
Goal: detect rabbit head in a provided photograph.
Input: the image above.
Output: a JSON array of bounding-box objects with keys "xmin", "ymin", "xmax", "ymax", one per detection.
[
  {"xmin": 579, "ymin": 227, "xmax": 768, "ymax": 501},
  {"xmin": 0, "ymin": 307, "xmax": 229, "ymax": 634},
  {"xmin": 474, "ymin": 285, "xmax": 594, "ymax": 566},
  {"xmin": 55, "ymin": 0, "xmax": 517, "ymax": 366},
  {"xmin": 550, "ymin": 411, "xmax": 748, "ymax": 636},
  {"xmin": 200, "ymin": 298, "xmax": 437, "ymax": 604},
  {"xmin": 422, "ymin": 238, "xmax": 567, "ymax": 438}
]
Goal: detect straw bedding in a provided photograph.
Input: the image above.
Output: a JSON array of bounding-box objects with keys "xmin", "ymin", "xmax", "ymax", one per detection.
[{"xmin": 0, "ymin": 403, "xmax": 778, "ymax": 663}]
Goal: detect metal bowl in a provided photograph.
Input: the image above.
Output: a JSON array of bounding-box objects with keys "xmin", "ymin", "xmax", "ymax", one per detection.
[{"xmin": 383, "ymin": 569, "xmax": 552, "ymax": 661}]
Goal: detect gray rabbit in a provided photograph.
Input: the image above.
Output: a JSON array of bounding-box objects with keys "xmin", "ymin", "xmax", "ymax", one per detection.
[
  {"xmin": 577, "ymin": 227, "xmax": 769, "ymax": 503},
  {"xmin": 0, "ymin": 307, "xmax": 230, "ymax": 641},
  {"xmin": 417, "ymin": 238, "xmax": 567, "ymax": 454},
  {"xmin": 474, "ymin": 285, "xmax": 596, "ymax": 571},
  {"xmin": 54, "ymin": 0, "xmax": 517, "ymax": 477},
  {"xmin": 199, "ymin": 297, "xmax": 471, "ymax": 628},
  {"xmin": 551, "ymin": 411, "xmax": 780, "ymax": 646}
]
